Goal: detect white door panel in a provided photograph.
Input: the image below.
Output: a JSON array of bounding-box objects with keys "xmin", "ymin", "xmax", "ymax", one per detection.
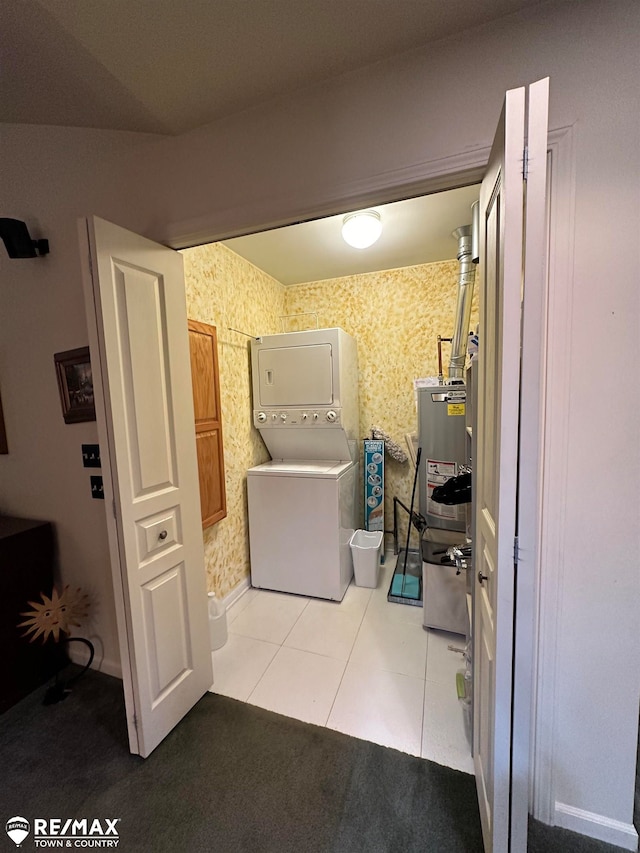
[
  {"xmin": 473, "ymin": 78, "xmax": 549, "ymax": 852},
  {"xmin": 512, "ymin": 76, "xmax": 550, "ymax": 848},
  {"xmin": 82, "ymin": 216, "xmax": 213, "ymax": 758},
  {"xmin": 474, "ymin": 83, "xmax": 524, "ymax": 852}
]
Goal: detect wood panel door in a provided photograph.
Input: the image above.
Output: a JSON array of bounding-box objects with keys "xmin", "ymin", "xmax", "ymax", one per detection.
[
  {"xmin": 473, "ymin": 78, "xmax": 549, "ymax": 851},
  {"xmin": 188, "ymin": 320, "xmax": 227, "ymax": 528},
  {"xmin": 81, "ymin": 217, "xmax": 213, "ymax": 757},
  {"xmin": 474, "ymin": 83, "xmax": 526, "ymax": 850}
]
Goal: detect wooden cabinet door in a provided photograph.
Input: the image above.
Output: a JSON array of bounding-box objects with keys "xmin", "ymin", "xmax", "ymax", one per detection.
[{"xmin": 187, "ymin": 320, "xmax": 227, "ymax": 528}]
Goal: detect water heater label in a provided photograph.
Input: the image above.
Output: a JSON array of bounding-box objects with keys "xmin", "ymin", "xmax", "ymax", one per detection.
[{"xmin": 447, "ymin": 403, "xmax": 466, "ymax": 416}]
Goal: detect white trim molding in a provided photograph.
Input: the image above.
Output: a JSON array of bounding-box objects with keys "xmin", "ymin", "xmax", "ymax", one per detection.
[
  {"xmin": 530, "ymin": 123, "xmax": 577, "ymax": 825},
  {"xmin": 162, "ymin": 144, "xmax": 491, "ymax": 249},
  {"xmin": 222, "ymin": 576, "xmax": 251, "ymax": 611},
  {"xmin": 554, "ymin": 802, "xmax": 639, "ymax": 851}
]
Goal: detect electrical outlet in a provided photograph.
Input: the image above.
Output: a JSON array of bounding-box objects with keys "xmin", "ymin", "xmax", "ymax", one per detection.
[
  {"xmin": 90, "ymin": 475, "xmax": 104, "ymax": 499},
  {"xmin": 82, "ymin": 443, "xmax": 101, "ymax": 468}
]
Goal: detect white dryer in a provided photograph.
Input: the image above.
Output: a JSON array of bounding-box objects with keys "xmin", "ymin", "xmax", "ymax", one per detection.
[{"xmin": 247, "ymin": 460, "xmax": 357, "ymax": 600}]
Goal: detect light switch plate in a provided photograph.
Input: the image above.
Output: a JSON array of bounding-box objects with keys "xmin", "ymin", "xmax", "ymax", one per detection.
[
  {"xmin": 90, "ymin": 475, "xmax": 104, "ymax": 499},
  {"xmin": 82, "ymin": 444, "xmax": 101, "ymax": 468}
]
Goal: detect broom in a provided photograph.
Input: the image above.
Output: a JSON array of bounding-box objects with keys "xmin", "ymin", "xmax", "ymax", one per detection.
[{"xmin": 388, "ymin": 447, "xmax": 422, "ymax": 602}]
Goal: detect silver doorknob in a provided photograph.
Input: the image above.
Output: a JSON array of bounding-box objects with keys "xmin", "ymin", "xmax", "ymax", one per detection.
[
  {"xmin": 477, "ymin": 571, "xmax": 488, "ymax": 585},
  {"xmin": 159, "ymin": 530, "xmax": 168, "ymax": 540}
]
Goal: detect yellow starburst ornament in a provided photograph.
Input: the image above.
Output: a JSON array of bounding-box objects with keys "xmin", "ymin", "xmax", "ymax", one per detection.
[{"xmin": 18, "ymin": 586, "xmax": 89, "ymax": 644}]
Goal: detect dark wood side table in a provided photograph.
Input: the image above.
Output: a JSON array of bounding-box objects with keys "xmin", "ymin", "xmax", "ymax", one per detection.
[{"xmin": 0, "ymin": 516, "xmax": 65, "ymax": 713}]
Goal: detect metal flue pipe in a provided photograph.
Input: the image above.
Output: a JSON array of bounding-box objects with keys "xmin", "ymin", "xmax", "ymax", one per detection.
[{"xmin": 447, "ymin": 224, "xmax": 476, "ymax": 381}]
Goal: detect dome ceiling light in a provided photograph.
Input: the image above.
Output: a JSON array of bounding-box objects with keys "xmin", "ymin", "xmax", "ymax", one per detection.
[{"xmin": 341, "ymin": 210, "xmax": 382, "ymax": 249}]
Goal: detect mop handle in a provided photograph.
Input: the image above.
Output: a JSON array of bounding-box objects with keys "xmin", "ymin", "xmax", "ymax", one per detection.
[{"xmin": 402, "ymin": 447, "xmax": 422, "ymax": 576}]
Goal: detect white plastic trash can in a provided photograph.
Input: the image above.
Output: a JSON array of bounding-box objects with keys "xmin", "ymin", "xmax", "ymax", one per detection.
[
  {"xmin": 349, "ymin": 529, "xmax": 383, "ymax": 588},
  {"xmin": 208, "ymin": 592, "xmax": 228, "ymax": 650}
]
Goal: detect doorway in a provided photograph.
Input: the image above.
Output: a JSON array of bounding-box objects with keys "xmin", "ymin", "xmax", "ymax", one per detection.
[{"xmin": 181, "ymin": 184, "xmax": 481, "ymax": 772}]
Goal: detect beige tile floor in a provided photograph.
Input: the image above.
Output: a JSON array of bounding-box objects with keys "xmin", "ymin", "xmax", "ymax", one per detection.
[{"xmin": 209, "ymin": 553, "xmax": 474, "ymax": 774}]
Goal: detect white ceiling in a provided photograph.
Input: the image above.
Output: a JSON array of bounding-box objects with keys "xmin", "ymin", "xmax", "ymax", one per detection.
[
  {"xmin": 222, "ymin": 184, "xmax": 480, "ymax": 285},
  {"xmin": 3, "ymin": 1, "xmax": 520, "ymax": 282},
  {"xmin": 2, "ymin": 0, "xmax": 543, "ymax": 135}
]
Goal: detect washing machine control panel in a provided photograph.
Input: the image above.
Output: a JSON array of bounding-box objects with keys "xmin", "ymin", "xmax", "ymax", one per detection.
[{"xmin": 254, "ymin": 408, "xmax": 342, "ymax": 428}]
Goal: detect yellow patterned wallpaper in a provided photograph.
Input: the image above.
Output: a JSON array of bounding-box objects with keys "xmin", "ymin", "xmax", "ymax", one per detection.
[
  {"xmin": 182, "ymin": 243, "xmax": 285, "ymax": 597},
  {"xmin": 284, "ymin": 261, "xmax": 479, "ymax": 548},
  {"xmin": 183, "ymin": 243, "xmax": 478, "ymax": 596}
]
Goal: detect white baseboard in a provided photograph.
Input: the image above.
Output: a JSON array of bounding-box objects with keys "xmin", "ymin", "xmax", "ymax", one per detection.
[
  {"xmin": 67, "ymin": 643, "xmax": 122, "ymax": 680},
  {"xmin": 555, "ymin": 802, "xmax": 639, "ymax": 851},
  {"xmin": 222, "ymin": 576, "xmax": 251, "ymax": 610}
]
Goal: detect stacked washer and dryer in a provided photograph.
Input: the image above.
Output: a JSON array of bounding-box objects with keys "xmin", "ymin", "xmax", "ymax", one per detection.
[{"xmin": 247, "ymin": 328, "xmax": 360, "ymax": 601}]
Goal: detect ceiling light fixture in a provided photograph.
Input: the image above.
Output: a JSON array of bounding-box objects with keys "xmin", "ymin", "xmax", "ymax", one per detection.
[{"xmin": 341, "ymin": 210, "xmax": 382, "ymax": 249}]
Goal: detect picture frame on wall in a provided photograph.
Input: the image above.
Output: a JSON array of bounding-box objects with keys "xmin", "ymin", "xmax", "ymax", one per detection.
[{"xmin": 54, "ymin": 347, "xmax": 96, "ymax": 424}]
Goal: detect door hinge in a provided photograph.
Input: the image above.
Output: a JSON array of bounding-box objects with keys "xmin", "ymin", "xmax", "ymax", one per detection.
[
  {"xmin": 522, "ymin": 145, "xmax": 529, "ymax": 180},
  {"xmin": 112, "ymin": 499, "xmax": 117, "ymax": 519},
  {"xmin": 514, "ymin": 536, "xmax": 520, "ymax": 563}
]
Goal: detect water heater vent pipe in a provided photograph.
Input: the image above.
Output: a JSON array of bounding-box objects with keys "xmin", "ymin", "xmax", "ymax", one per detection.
[{"xmin": 447, "ymin": 222, "xmax": 477, "ymax": 381}]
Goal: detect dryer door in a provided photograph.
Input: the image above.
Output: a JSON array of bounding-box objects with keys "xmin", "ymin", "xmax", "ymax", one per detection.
[{"xmin": 257, "ymin": 343, "xmax": 333, "ymax": 407}]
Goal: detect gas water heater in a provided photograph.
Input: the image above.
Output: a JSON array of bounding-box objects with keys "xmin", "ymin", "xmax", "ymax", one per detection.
[{"xmin": 418, "ymin": 216, "xmax": 478, "ymax": 635}]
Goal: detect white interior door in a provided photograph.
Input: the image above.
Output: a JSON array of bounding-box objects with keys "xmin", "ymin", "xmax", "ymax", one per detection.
[
  {"xmin": 511, "ymin": 77, "xmax": 549, "ymax": 849},
  {"xmin": 81, "ymin": 216, "xmax": 213, "ymax": 758},
  {"xmin": 473, "ymin": 78, "xmax": 549, "ymax": 851}
]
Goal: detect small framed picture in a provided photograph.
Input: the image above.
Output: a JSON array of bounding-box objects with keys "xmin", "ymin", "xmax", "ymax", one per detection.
[{"xmin": 54, "ymin": 347, "xmax": 96, "ymax": 424}]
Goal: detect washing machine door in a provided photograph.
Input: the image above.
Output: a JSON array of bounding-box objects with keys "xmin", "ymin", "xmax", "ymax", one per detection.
[{"xmin": 247, "ymin": 460, "xmax": 353, "ymax": 479}]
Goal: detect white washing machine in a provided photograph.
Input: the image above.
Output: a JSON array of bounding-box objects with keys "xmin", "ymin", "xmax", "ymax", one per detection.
[
  {"xmin": 247, "ymin": 328, "xmax": 360, "ymax": 600},
  {"xmin": 247, "ymin": 459, "xmax": 357, "ymax": 601}
]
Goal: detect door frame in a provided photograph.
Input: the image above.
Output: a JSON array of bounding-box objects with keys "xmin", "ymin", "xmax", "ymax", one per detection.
[{"xmin": 529, "ymin": 124, "xmax": 576, "ymax": 825}]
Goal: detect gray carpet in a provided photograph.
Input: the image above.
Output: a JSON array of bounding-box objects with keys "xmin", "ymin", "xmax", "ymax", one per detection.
[{"xmin": 0, "ymin": 667, "xmax": 628, "ymax": 852}]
